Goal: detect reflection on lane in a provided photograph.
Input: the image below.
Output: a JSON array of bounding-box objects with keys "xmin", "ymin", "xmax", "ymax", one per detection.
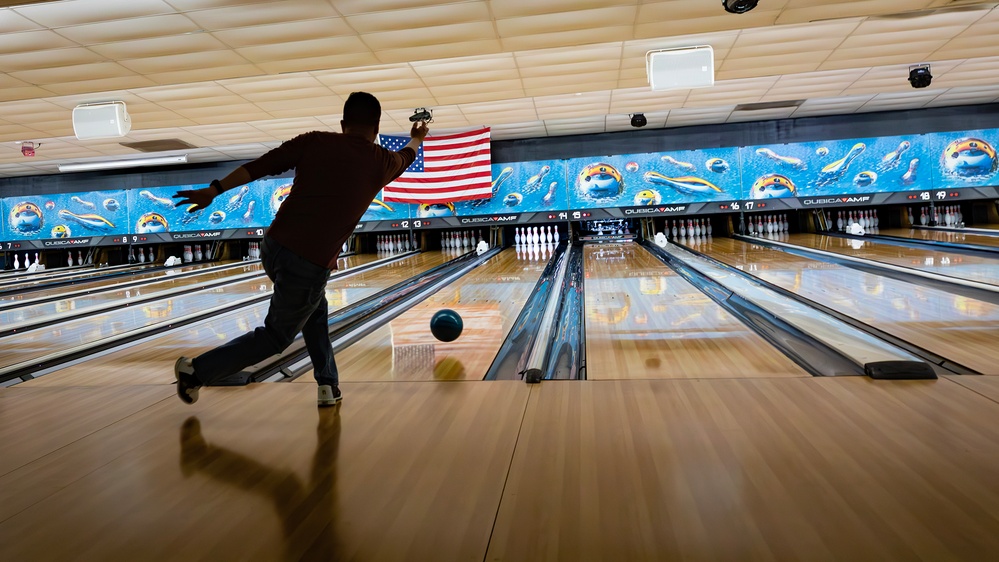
[
  {"xmin": 583, "ymin": 242, "xmax": 808, "ymax": 380},
  {"xmin": 787, "ymin": 233, "xmax": 999, "ymax": 287},
  {"xmin": 333, "ymin": 248, "xmax": 547, "ymax": 382},
  {"xmin": 879, "ymin": 227, "xmax": 999, "ymax": 249},
  {"xmin": 700, "ymin": 237, "xmax": 999, "ymax": 375}
]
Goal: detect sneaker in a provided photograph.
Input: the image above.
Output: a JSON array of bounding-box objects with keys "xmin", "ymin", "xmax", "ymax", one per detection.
[
  {"xmin": 174, "ymin": 357, "xmax": 201, "ymax": 405},
  {"xmin": 318, "ymin": 384, "xmax": 341, "ymax": 407}
]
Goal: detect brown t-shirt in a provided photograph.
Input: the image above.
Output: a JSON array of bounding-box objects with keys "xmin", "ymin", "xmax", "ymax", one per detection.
[{"xmin": 242, "ymin": 131, "xmax": 415, "ymax": 269}]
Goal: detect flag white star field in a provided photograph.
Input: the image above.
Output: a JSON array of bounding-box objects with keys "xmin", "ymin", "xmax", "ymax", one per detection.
[{"xmin": 379, "ymin": 127, "xmax": 492, "ymax": 204}]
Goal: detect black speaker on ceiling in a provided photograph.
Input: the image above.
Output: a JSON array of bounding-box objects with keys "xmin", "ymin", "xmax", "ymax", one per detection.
[
  {"xmin": 908, "ymin": 65, "xmax": 932, "ymax": 89},
  {"xmin": 722, "ymin": 0, "xmax": 759, "ymax": 14}
]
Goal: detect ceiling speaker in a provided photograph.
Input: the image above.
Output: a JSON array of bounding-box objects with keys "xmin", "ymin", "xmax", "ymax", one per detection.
[
  {"xmin": 73, "ymin": 102, "xmax": 131, "ymax": 140},
  {"xmin": 646, "ymin": 46, "xmax": 715, "ymax": 91}
]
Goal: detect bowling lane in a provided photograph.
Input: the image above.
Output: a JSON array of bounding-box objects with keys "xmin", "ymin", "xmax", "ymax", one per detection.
[
  {"xmin": 700, "ymin": 237, "xmax": 999, "ymax": 374},
  {"xmin": 16, "ymin": 251, "xmax": 450, "ymax": 387},
  {"xmin": 878, "ymin": 227, "xmax": 999, "ymax": 249},
  {"xmin": 583, "ymin": 243, "xmax": 809, "ymax": 380},
  {"xmin": 0, "ymin": 262, "xmax": 162, "ymax": 294},
  {"xmin": 326, "ymin": 247, "xmax": 547, "ymax": 382},
  {"xmin": 0, "ymin": 262, "xmax": 262, "ymax": 329},
  {"xmin": 0, "ymin": 261, "xmax": 223, "ymax": 304},
  {"xmin": 784, "ymin": 233, "xmax": 999, "ymax": 287},
  {"xmin": 0, "ymin": 253, "xmax": 384, "ymax": 330},
  {"xmin": 0, "ymin": 263, "xmax": 89, "ymax": 283}
]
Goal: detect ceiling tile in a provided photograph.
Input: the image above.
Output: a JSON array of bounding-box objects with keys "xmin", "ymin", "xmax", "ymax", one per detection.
[
  {"xmin": 211, "ymin": 18, "xmax": 355, "ymax": 48},
  {"xmin": 184, "ymin": 1, "xmax": 339, "ymax": 30},
  {"xmin": 235, "ymin": 36, "xmax": 369, "ymax": 64},
  {"xmin": 53, "ymin": 15, "xmax": 203, "ymax": 44},
  {"xmin": 88, "ymin": 33, "xmax": 230, "ymax": 60},
  {"xmin": 0, "ymin": 47, "xmax": 105, "ymax": 73},
  {"xmin": 13, "ymin": 0, "xmax": 175, "ymax": 28},
  {"xmin": 0, "ymin": 30, "xmax": 77, "ymax": 55},
  {"xmin": 142, "ymin": 64, "xmax": 263, "ymax": 85},
  {"xmin": 9, "ymin": 62, "xmax": 134, "ymax": 85},
  {"xmin": 345, "ymin": 3, "xmax": 492, "ymax": 33}
]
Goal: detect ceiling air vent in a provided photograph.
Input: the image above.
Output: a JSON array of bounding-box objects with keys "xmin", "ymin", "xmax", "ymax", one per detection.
[
  {"xmin": 121, "ymin": 139, "xmax": 197, "ymax": 152},
  {"xmin": 734, "ymin": 100, "xmax": 805, "ymax": 111}
]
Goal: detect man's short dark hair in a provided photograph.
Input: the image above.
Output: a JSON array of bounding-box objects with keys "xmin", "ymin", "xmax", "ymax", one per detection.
[{"xmin": 343, "ymin": 92, "xmax": 381, "ymax": 127}]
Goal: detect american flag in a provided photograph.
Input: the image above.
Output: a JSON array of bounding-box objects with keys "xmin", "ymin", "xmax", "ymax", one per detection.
[{"xmin": 379, "ymin": 127, "xmax": 492, "ymax": 204}]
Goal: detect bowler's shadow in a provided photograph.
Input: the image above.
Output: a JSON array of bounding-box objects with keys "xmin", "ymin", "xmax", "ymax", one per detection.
[{"xmin": 179, "ymin": 408, "xmax": 341, "ymax": 560}]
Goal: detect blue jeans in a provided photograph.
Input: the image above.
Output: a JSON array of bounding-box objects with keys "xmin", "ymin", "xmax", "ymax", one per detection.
[{"xmin": 193, "ymin": 236, "xmax": 338, "ymax": 387}]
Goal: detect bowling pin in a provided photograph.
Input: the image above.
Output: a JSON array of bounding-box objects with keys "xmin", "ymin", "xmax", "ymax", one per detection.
[
  {"xmin": 78, "ymin": 250, "xmax": 84, "ymax": 265},
  {"xmin": 671, "ymin": 220, "xmax": 678, "ymax": 239},
  {"xmin": 194, "ymin": 245, "xmax": 203, "ymax": 261},
  {"xmin": 748, "ymin": 218, "xmax": 755, "ymax": 236},
  {"xmin": 13, "ymin": 253, "xmax": 19, "ymax": 269},
  {"xmin": 35, "ymin": 252, "xmax": 40, "ymax": 267},
  {"xmin": 553, "ymin": 226, "xmax": 560, "ymax": 244},
  {"xmin": 679, "ymin": 221, "xmax": 686, "ymax": 238},
  {"xmin": 139, "ymin": 247, "xmax": 146, "ymax": 263}
]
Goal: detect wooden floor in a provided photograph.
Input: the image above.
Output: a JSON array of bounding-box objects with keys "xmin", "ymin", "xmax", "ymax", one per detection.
[{"xmin": 3, "ymin": 376, "xmax": 999, "ymax": 560}]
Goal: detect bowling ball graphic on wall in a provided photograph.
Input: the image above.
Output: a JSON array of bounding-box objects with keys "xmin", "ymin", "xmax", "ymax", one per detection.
[
  {"xmin": 417, "ymin": 202, "xmax": 456, "ymax": 218},
  {"xmin": 9, "ymin": 202, "xmax": 44, "ymax": 235},
  {"xmin": 136, "ymin": 212, "xmax": 169, "ymax": 234},
  {"xmin": 51, "ymin": 224, "xmax": 72, "ymax": 238},
  {"xmin": 503, "ymin": 193, "xmax": 523, "ymax": 207},
  {"xmin": 941, "ymin": 137, "xmax": 998, "ymax": 180},
  {"xmin": 577, "ymin": 162, "xmax": 624, "ymax": 201},
  {"xmin": 270, "ymin": 183, "xmax": 292, "ymax": 214},
  {"xmin": 633, "ymin": 189, "xmax": 661, "ymax": 206}
]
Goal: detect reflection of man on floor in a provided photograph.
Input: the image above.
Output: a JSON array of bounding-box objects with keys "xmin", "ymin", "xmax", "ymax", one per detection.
[{"xmin": 179, "ymin": 410, "xmax": 341, "ymax": 559}]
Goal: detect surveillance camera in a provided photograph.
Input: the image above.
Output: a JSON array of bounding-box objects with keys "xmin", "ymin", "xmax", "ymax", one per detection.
[
  {"xmin": 631, "ymin": 113, "xmax": 647, "ymax": 128},
  {"xmin": 409, "ymin": 108, "xmax": 433, "ymax": 123},
  {"xmin": 908, "ymin": 65, "xmax": 932, "ymax": 89},
  {"xmin": 722, "ymin": 0, "xmax": 759, "ymax": 14}
]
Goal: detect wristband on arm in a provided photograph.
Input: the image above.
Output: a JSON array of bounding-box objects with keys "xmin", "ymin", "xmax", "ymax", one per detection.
[{"xmin": 210, "ymin": 179, "xmax": 223, "ymax": 195}]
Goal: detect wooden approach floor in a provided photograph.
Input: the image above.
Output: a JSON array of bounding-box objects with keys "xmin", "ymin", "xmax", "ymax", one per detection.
[{"xmin": 3, "ymin": 376, "xmax": 999, "ymax": 561}]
